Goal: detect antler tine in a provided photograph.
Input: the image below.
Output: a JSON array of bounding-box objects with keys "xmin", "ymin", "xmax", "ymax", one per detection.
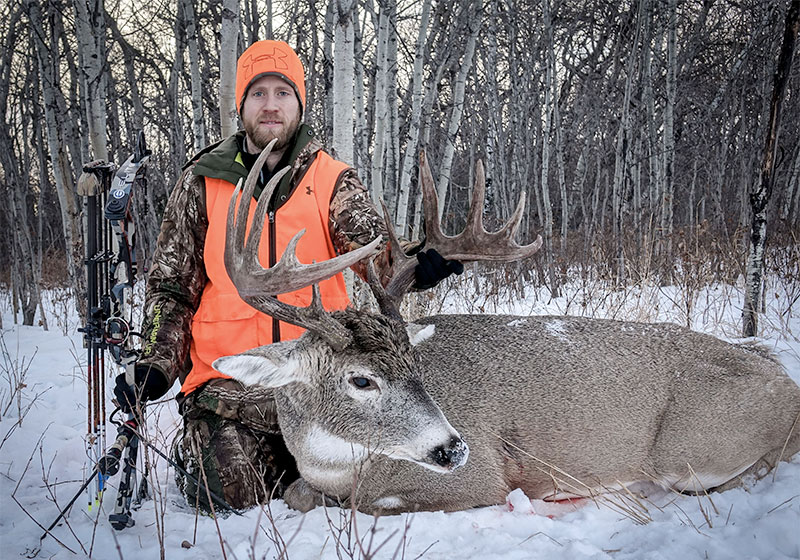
[
  {"xmin": 464, "ymin": 158, "xmax": 487, "ymax": 240},
  {"xmin": 375, "ymin": 201, "xmax": 417, "ymax": 314},
  {"xmin": 224, "ymin": 141, "xmax": 382, "ymax": 350},
  {"xmin": 245, "ymin": 166, "xmax": 290, "ymax": 275},
  {"xmin": 366, "ymin": 258, "xmax": 404, "ymax": 322},
  {"xmin": 225, "ymin": 138, "xmax": 278, "ymax": 290},
  {"xmin": 382, "ymin": 150, "xmax": 543, "ymax": 307},
  {"xmin": 419, "ymin": 150, "xmax": 443, "ymax": 244},
  {"xmin": 422, "ymin": 150, "xmax": 543, "ymax": 262},
  {"xmin": 492, "ymin": 191, "xmax": 527, "ymax": 244},
  {"xmin": 373, "ymin": 149, "xmax": 442, "ymax": 301}
]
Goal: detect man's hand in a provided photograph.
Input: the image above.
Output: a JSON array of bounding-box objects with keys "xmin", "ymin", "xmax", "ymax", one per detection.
[
  {"xmin": 113, "ymin": 365, "xmax": 170, "ymax": 413},
  {"xmin": 413, "ymin": 249, "xmax": 464, "ymax": 290}
]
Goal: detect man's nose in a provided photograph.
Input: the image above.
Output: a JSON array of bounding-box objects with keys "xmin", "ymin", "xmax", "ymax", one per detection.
[{"xmin": 260, "ymin": 93, "xmax": 280, "ymax": 112}]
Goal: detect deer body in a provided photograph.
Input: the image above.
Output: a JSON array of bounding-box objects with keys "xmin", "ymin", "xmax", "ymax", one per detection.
[
  {"xmin": 216, "ymin": 312, "xmax": 800, "ymax": 514},
  {"xmin": 216, "ymin": 143, "xmax": 800, "ymax": 514},
  {"xmin": 406, "ymin": 314, "xmax": 800, "ymax": 509}
]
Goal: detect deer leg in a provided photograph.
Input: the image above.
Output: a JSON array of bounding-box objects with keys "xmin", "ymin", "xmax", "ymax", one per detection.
[{"xmin": 284, "ymin": 477, "xmax": 342, "ymax": 512}]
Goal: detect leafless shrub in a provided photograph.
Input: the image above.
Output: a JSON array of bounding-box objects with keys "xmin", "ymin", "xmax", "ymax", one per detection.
[{"xmin": 0, "ymin": 331, "xmax": 49, "ymax": 451}]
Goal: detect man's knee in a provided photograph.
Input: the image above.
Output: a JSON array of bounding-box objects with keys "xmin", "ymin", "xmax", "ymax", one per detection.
[{"xmin": 173, "ymin": 413, "xmax": 298, "ymax": 511}]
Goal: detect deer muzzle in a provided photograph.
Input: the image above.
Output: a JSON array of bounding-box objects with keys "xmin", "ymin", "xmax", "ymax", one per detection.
[{"xmin": 428, "ymin": 436, "xmax": 469, "ymax": 472}]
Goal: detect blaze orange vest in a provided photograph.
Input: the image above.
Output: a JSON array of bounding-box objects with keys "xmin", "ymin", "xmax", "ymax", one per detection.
[{"xmin": 182, "ymin": 152, "xmax": 351, "ymax": 395}]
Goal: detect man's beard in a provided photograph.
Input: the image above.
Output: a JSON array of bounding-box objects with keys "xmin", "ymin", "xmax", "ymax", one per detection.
[{"xmin": 244, "ymin": 112, "xmax": 301, "ymax": 151}]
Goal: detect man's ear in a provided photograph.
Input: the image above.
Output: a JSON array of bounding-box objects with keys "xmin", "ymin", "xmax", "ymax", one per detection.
[{"xmin": 213, "ymin": 340, "xmax": 308, "ymax": 388}]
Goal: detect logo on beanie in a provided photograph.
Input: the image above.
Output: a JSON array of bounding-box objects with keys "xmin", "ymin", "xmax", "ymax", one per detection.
[{"xmin": 241, "ymin": 47, "xmax": 290, "ymax": 82}]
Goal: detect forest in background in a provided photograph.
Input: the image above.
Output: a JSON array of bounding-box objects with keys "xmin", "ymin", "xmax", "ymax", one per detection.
[{"xmin": 1, "ymin": 0, "xmax": 799, "ymax": 330}]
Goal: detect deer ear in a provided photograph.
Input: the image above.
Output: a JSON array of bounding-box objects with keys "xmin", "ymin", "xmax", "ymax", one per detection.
[
  {"xmin": 213, "ymin": 341, "xmax": 308, "ymax": 388},
  {"xmin": 405, "ymin": 323, "xmax": 435, "ymax": 346}
]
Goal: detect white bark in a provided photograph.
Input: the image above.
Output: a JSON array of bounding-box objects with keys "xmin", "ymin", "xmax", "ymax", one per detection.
[
  {"xmin": 611, "ymin": 0, "xmax": 643, "ymax": 279},
  {"xmin": 73, "ymin": 0, "xmax": 108, "ymax": 160},
  {"xmin": 436, "ymin": 0, "xmax": 480, "ymax": 221},
  {"xmin": 484, "ymin": 0, "xmax": 502, "ymax": 216},
  {"xmin": 323, "ymin": 0, "xmax": 336, "ymax": 140},
  {"xmin": 370, "ymin": 0, "xmax": 391, "ymax": 204},
  {"xmin": 540, "ymin": 0, "xmax": 557, "ymax": 293},
  {"xmin": 660, "ymin": 0, "xmax": 677, "ymax": 255},
  {"xmin": 780, "ymin": 143, "xmax": 800, "ymax": 221},
  {"xmin": 743, "ymin": 0, "xmax": 798, "ymax": 337},
  {"xmin": 169, "ymin": 7, "xmax": 187, "ymax": 174},
  {"xmin": 353, "ymin": 11, "xmax": 369, "ymax": 173},
  {"xmin": 396, "ymin": 0, "xmax": 433, "ymax": 234},
  {"xmin": 183, "ymin": 0, "xmax": 206, "ymax": 151},
  {"xmin": 411, "ymin": 59, "xmax": 448, "ymax": 240},
  {"xmin": 332, "ymin": 0, "xmax": 357, "ymax": 165},
  {"xmin": 28, "ymin": 0, "xmax": 83, "ymax": 304},
  {"xmin": 220, "ymin": 0, "xmax": 240, "ymax": 137},
  {"xmin": 387, "ymin": 8, "xmax": 399, "ymax": 212}
]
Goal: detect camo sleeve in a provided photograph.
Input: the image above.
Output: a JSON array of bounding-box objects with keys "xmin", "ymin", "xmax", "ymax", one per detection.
[
  {"xmin": 138, "ymin": 167, "xmax": 208, "ymax": 390},
  {"xmin": 328, "ymin": 168, "xmax": 394, "ymax": 285}
]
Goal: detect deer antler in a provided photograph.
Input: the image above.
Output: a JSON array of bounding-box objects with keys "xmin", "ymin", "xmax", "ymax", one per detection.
[
  {"xmin": 224, "ymin": 139, "xmax": 381, "ymax": 350},
  {"xmin": 379, "ymin": 150, "xmax": 542, "ymax": 307}
]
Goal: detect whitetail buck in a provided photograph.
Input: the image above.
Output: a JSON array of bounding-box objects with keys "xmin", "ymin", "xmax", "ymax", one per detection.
[{"xmin": 213, "ymin": 142, "xmax": 800, "ymax": 515}]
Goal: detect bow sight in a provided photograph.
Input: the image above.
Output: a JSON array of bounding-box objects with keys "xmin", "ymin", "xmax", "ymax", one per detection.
[{"xmin": 76, "ymin": 131, "xmax": 151, "ymax": 527}]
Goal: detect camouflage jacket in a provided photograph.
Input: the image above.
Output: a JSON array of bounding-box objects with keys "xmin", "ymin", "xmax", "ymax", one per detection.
[{"xmin": 138, "ymin": 126, "xmax": 391, "ymax": 396}]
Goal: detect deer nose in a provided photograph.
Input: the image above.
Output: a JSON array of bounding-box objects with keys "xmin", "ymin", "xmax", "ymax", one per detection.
[{"xmin": 429, "ymin": 436, "xmax": 469, "ymax": 470}]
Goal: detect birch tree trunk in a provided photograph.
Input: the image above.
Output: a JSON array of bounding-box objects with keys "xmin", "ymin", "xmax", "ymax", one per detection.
[
  {"xmin": 370, "ymin": 0, "xmax": 391, "ymax": 204},
  {"xmin": 353, "ymin": 11, "xmax": 369, "ymax": 173},
  {"xmin": 549, "ymin": 19, "xmax": 568, "ymax": 258},
  {"xmin": 27, "ymin": 0, "xmax": 85, "ymax": 312},
  {"xmin": 183, "ymin": 0, "xmax": 206, "ymax": 151},
  {"xmin": 743, "ymin": 0, "xmax": 799, "ymax": 337},
  {"xmin": 169, "ymin": 5, "xmax": 187, "ymax": 178},
  {"xmin": 322, "ymin": 0, "xmax": 336, "ymax": 143},
  {"xmin": 219, "ymin": 0, "xmax": 240, "ymax": 137},
  {"xmin": 780, "ymin": 143, "xmax": 800, "ymax": 222},
  {"xmin": 396, "ymin": 0, "xmax": 433, "ymax": 234},
  {"xmin": 411, "ymin": 58, "xmax": 448, "ymax": 240},
  {"xmin": 0, "ymin": 4, "xmax": 39, "ymax": 325},
  {"xmin": 484, "ymin": 0, "xmax": 501, "ymax": 215},
  {"xmin": 540, "ymin": 0, "xmax": 558, "ymax": 296},
  {"xmin": 658, "ymin": 0, "xmax": 678, "ymax": 268},
  {"xmin": 387, "ymin": 6, "xmax": 400, "ymax": 211},
  {"xmin": 73, "ymin": 0, "xmax": 108, "ymax": 160},
  {"xmin": 436, "ymin": 0, "xmax": 480, "ymax": 222},
  {"xmin": 332, "ymin": 0, "xmax": 357, "ymax": 165},
  {"xmin": 611, "ymin": 0, "xmax": 642, "ymax": 282}
]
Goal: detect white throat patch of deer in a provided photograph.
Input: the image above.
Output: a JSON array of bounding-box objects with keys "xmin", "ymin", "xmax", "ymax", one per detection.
[{"xmin": 214, "ymin": 145, "xmax": 800, "ymax": 515}]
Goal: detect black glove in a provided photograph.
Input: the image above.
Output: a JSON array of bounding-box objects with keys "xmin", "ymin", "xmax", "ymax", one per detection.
[
  {"xmin": 113, "ymin": 364, "xmax": 170, "ymax": 414},
  {"xmin": 413, "ymin": 249, "xmax": 464, "ymax": 290}
]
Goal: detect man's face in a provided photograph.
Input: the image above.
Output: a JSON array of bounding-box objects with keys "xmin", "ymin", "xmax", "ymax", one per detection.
[{"xmin": 241, "ymin": 75, "xmax": 301, "ymax": 151}]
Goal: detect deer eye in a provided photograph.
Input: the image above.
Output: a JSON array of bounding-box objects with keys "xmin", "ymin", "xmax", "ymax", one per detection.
[{"xmin": 349, "ymin": 376, "xmax": 376, "ymax": 390}]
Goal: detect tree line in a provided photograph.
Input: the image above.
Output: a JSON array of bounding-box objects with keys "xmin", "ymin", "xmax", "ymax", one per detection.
[{"xmin": 1, "ymin": 0, "xmax": 799, "ymax": 328}]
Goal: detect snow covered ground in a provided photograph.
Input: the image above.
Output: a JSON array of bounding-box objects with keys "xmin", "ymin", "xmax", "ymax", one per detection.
[{"xmin": 1, "ymin": 274, "xmax": 799, "ymax": 560}]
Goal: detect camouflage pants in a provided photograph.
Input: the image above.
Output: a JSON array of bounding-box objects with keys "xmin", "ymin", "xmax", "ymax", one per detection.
[{"xmin": 173, "ymin": 380, "xmax": 298, "ymax": 511}]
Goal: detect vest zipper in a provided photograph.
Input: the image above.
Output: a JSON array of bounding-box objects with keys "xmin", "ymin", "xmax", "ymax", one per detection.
[{"xmin": 268, "ymin": 210, "xmax": 281, "ymax": 343}]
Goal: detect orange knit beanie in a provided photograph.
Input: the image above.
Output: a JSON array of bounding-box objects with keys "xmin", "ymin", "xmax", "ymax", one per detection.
[{"xmin": 236, "ymin": 40, "xmax": 306, "ymax": 115}]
